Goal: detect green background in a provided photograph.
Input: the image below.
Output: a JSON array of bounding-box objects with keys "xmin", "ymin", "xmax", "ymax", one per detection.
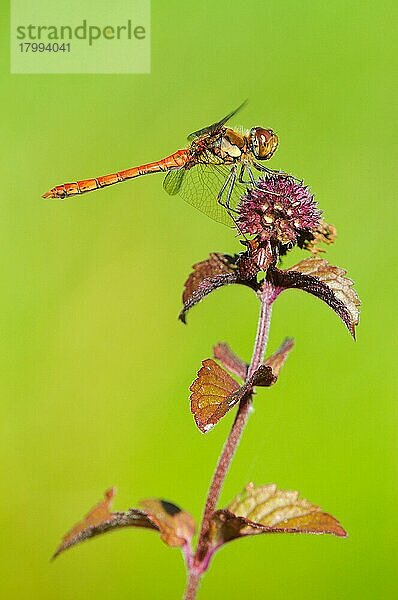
[{"xmin": 1, "ymin": 1, "xmax": 396, "ymax": 598}]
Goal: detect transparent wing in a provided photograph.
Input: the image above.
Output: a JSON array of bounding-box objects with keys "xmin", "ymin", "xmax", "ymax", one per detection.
[
  {"xmin": 163, "ymin": 160, "xmax": 247, "ymax": 226},
  {"xmin": 163, "ymin": 169, "xmax": 185, "ymax": 195},
  {"xmin": 187, "ymin": 100, "xmax": 248, "ymax": 141}
]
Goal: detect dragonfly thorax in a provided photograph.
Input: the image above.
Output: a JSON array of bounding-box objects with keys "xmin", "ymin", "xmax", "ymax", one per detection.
[{"xmin": 217, "ymin": 128, "xmax": 247, "ymax": 161}]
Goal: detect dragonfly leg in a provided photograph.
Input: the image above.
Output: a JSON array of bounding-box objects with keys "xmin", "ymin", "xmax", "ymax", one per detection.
[
  {"xmin": 224, "ymin": 166, "xmax": 238, "ymax": 213},
  {"xmin": 217, "ymin": 167, "xmax": 234, "ymax": 203},
  {"xmin": 253, "ymin": 162, "xmax": 302, "ymax": 183},
  {"xmin": 246, "ymin": 165, "xmax": 262, "ymax": 186},
  {"xmin": 238, "ymin": 164, "xmax": 255, "ymax": 185},
  {"xmin": 245, "ymin": 164, "xmax": 283, "ymax": 197},
  {"xmin": 216, "ymin": 165, "xmax": 245, "ymax": 234},
  {"xmin": 240, "ymin": 165, "xmax": 284, "ymax": 197},
  {"xmin": 217, "ymin": 166, "xmax": 238, "ymax": 214},
  {"xmin": 225, "ymin": 167, "xmax": 252, "ymax": 239}
]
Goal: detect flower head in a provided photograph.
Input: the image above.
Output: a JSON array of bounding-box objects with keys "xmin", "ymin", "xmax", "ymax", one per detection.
[{"xmin": 237, "ymin": 176, "xmax": 322, "ymax": 252}]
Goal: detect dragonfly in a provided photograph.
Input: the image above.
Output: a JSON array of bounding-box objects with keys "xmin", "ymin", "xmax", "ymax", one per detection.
[{"xmin": 43, "ymin": 102, "xmax": 281, "ymax": 226}]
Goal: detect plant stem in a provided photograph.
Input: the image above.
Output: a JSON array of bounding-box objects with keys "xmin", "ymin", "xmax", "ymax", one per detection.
[
  {"xmin": 184, "ymin": 570, "xmax": 201, "ymax": 600},
  {"xmin": 183, "ymin": 280, "xmax": 274, "ymax": 600}
]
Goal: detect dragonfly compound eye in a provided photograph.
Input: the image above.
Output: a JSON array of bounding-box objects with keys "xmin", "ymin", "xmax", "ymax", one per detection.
[{"xmin": 249, "ymin": 127, "xmax": 278, "ymax": 160}]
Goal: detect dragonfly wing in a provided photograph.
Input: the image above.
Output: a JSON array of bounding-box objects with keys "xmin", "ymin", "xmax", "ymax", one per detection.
[
  {"xmin": 165, "ymin": 162, "xmax": 247, "ymax": 226},
  {"xmin": 163, "ymin": 169, "xmax": 186, "ymax": 195},
  {"xmin": 187, "ymin": 100, "xmax": 248, "ymax": 141}
]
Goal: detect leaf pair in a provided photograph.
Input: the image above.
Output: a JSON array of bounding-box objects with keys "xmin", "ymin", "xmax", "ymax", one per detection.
[
  {"xmin": 54, "ymin": 484, "xmax": 346, "ymax": 563},
  {"xmin": 190, "ymin": 339, "xmax": 293, "ymax": 433},
  {"xmin": 181, "ymin": 253, "xmax": 360, "ymax": 338}
]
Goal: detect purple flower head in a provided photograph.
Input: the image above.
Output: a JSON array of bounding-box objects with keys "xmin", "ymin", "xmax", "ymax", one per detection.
[{"xmin": 238, "ymin": 176, "xmax": 322, "ymax": 251}]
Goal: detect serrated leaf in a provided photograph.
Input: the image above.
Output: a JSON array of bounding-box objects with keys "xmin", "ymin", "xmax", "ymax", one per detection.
[
  {"xmin": 268, "ymin": 258, "xmax": 360, "ymax": 338},
  {"xmin": 213, "ymin": 343, "xmax": 248, "ymax": 379},
  {"xmin": 190, "ymin": 359, "xmax": 242, "ymax": 432},
  {"xmin": 189, "ymin": 359, "xmax": 267, "ymax": 433},
  {"xmin": 53, "ymin": 488, "xmax": 195, "ymax": 559},
  {"xmin": 207, "ymin": 483, "xmax": 346, "ymax": 552},
  {"xmin": 179, "ymin": 253, "xmax": 259, "ymax": 323}
]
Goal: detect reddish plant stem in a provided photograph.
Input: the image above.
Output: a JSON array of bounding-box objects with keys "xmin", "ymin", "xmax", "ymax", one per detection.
[
  {"xmin": 184, "ymin": 570, "xmax": 201, "ymax": 600},
  {"xmin": 183, "ymin": 281, "xmax": 274, "ymax": 600}
]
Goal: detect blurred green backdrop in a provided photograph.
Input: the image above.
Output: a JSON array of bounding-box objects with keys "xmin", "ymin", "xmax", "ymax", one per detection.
[{"xmin": 1, "ymin": 1, "xmax": 397, "ymax": 598}]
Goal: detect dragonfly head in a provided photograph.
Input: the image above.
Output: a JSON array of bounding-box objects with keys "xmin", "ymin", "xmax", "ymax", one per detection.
[{"xmin": 249, "ymin": 127, "xmax": 278, "ymax": 160}]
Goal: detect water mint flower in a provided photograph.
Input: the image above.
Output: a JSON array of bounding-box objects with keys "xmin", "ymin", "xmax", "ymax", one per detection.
[{"xmin": 237, "ymin": 176, "xmax": 322, "ymax": 251}]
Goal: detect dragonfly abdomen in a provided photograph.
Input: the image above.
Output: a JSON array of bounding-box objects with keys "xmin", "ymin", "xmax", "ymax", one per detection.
[{"xmin": 42, "ymin": 149, "xmax": 189, "ymax": 199}]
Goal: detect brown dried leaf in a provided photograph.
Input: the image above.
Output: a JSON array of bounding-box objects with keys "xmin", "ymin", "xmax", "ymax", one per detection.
[
  {"xmin": 299, "ymin": 220, "xmax": 337, "ymax": 254},
  {"xmin": 269, "ymin": 258, "xmax": 360, "ymax": 338},
  {"xmin": 190, "ymin": 359, "xmax": 243, "ymax": 433},
  {"xmin": 53, "ymin": 488, "xmax": 195, "ymax": 559},
  {"xmin": 53, "ymin": 488, "xmax": 155, "ymax": 559},
  {"xmin": 179, "ymin": 253, "xmax": 259, "ymax": 323},
  {"xmin": 208, "ymin": 483, "xmax": 346, "ymax": 550},
  {"xmin": 213, "ymin": 342, "xmax": 248, "ymax": 380},
  {"xmin": 139, "ymin": 499, "xmax": 196, "ymax": 548}
]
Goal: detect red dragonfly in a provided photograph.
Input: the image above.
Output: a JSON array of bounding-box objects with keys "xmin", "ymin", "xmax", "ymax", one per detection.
[{"xmin": 43, "ymin": 102, "xmax": 280, "ymax": 226}]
